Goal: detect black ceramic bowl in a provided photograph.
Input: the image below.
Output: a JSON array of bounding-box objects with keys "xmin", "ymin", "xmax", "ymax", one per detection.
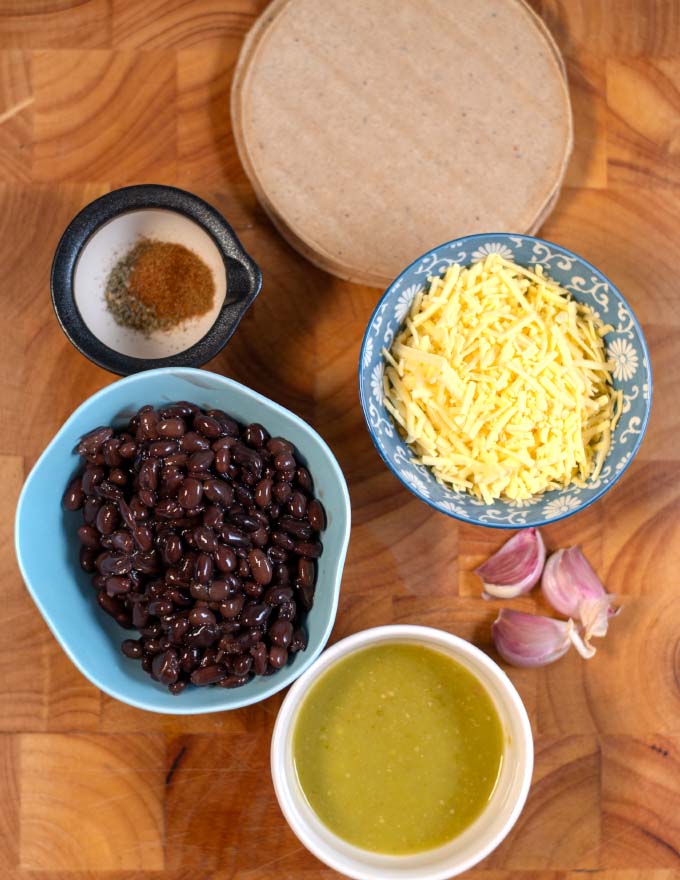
[{"xmin": 51, "ymin": 185, "xmax": 262, "ymax": 375}]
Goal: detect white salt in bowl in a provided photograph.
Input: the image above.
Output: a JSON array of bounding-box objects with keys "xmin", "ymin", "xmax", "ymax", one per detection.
[{"xmin": 51, "ymin": 185, "xmax": 262, "ymax": 375}]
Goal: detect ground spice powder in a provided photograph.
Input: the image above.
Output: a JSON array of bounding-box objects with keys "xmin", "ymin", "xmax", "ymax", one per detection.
[{"xmin": 105, "ymin": 238, "xmax": 215, "ymax": 334}]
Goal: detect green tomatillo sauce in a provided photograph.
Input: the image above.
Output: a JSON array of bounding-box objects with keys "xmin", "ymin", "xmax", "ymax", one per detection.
[{"xmin": 293, "ymin": 643, "xmax": 504, "ymax": 854}]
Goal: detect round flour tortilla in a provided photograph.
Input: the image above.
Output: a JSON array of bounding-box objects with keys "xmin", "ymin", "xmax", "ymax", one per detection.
[{"xmin": 232, "ymin": 0, "xmax": 572, "ymax": 287}]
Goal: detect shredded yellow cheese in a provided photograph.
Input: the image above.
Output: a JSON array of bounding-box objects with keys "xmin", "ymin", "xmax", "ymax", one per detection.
[{"xmin": 383, "ymin": 254, "xmax": 617, "ymax": 503}]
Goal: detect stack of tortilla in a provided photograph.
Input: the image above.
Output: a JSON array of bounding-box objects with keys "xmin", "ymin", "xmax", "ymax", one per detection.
[{"xmin": 231, "ymin": 0, "xmax": 573, "ymax": 288}]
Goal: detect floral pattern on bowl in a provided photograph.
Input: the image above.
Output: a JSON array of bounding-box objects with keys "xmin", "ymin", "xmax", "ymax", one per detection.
[{"xmin": 358, "ymin": 234, "xmax": 652, "ymax": 528}]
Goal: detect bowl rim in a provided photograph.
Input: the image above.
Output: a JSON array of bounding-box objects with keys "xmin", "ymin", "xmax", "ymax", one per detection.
[
  {"xmin": 270, "ymin": 623, "xmax": 534, "ymax": 880},
  {"xmin": 358, "ymin": 231, "xmax": 653, "ymax": 529},
  {"xmin": 14, "ymin": 366, "xmax": 351, "ymax": 714},
  {"xmin": 51, "ymin": 184, "xmax": 263, "ymax": 376}
]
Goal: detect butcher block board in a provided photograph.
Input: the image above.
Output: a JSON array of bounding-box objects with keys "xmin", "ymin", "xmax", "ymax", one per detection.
[
  {"xmin": 231, "ymin": 0, "xmax": 573, "ymax": 286},
  {"xmin": 3, "ymin": 1, "xmax": 680, "ymax": 879}
]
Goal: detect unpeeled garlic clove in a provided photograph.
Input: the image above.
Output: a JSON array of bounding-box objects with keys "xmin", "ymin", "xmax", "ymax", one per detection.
[
  {"xmin": 541, "ymin": 546, "xmax": 619, "ymax": 644},
  {"xmin": 492, "ymin": 608, "xmax": 595, "ymax": 667},
  {"xmin": 475, "ymin": 528, "xmax": 546, "ymax": 599}
]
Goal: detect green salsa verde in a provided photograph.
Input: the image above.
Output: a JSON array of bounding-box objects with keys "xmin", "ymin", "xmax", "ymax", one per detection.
[{"xmin": 293, "ymin": 643, "xmax": 504, "ymax": 855}]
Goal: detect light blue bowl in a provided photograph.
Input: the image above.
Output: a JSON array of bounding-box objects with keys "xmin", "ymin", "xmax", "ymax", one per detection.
[
  {"xmin": 359, "ymin": 233, "xmax": 652, "ymax": 528},
  {"xmin": 15, "ymin": 367, "xmax": 351, "ymax": 714}
]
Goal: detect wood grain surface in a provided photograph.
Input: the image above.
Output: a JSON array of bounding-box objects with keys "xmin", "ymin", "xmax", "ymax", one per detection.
[{"xmin": 1, "ymin": 1, "xmax": 678, "ymax": 878}]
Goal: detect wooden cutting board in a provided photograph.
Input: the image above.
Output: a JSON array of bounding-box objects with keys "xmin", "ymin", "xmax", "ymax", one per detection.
[
  {"xmin": 3, "ymin": 1, "xmax": 680, "ymax": 879},
  {"xmin": 232, "ymin": 0, "xmax": 573, "ymax": 286}
]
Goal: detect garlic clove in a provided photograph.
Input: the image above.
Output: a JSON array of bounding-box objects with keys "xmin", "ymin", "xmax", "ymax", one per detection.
[
  {"xmin": 541, "ymin": 546, "xmax": 619, "ymax": 638},
  {"xmin": 476, "ymin": 528, "xmax": 546, "ymax": 599},
  {"xmin": 492, "ymin": 608, "xmax": 594, "ymax": 667}
]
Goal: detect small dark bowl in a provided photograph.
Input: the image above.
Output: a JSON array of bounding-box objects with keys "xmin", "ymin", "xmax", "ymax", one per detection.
[{"xmin": 51, "ymin": 184, "xmax": 262, "ymax": 375}]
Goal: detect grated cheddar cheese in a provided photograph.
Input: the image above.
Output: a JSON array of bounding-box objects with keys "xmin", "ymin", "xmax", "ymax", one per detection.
[{"xmin": 383, "ymin": 254, "xmax": 620, "ymax": 503}]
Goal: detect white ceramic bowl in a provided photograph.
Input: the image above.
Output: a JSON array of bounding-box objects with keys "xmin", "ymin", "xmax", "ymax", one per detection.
[{"xmin": 271, "ymin": 625, "xmax": 533, "ymax": 880}]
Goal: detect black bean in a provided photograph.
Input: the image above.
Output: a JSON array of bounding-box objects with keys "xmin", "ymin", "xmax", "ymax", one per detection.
[
  {"xmin": 278, "ymin": 600, "xmax": 297, "ymax": 621},
  {"xmin": 77, "ymin": 426, "xmax": 113, "ymax": 457},
  {"xmin": 194, "ymin": 553, "xmax": 214, "ymax": 584},
  {"xmin": 278, "ymin": 516, "xmax": 312, "ymax": 540},
  {"xmin": 191, "ymin": 665, "xmax": 227, "ymax": 686},
  {"xmin": 188, "ymin": 450, "xmax": 214, "ymax": 471},
  {"xmin": 240, "ymin": 603, "xmax": 271, "ymax": 627},
  {"xmin": 119, "ymin": 440, "xmax": 137, "ymax": 459},
  {"xmin": 208, "ymin": 579, "xmax": 233, "ymax": 602},
  {"xmin": 214, "ymin": 544, "xmax": 237, "ymax": 573},
  {"xmin": 139, "ymin": 457, "xmax": 160, "ymax": 491},
  {"xmin": 274, "ymin": 563, "xmax": 291, "ymax": 585},
  {"xmin": 251, "ymin": 527, "xmax": 269, "ymax": 548},
  {"xmin": 220, "ymin": 595, "xmax": 245, "ymax": 618},
  {"xmin": 294, "ymin": 541, "xmax": 323, "ymax": 559},
  {"xmin": 220, "ymin": 525, "xmax": 251, "ymax": 549},
  {"xmin": 214, "ymin": 446, "xmax": 231, "ymax": 474},
  {"xmin": 181, "ymin": 431, "xmax": 211, "ymax": 453},
  {"xmin": 269, "ymin": 645, "xmax": 288, "ymax": 668},
  {"xmin": 108, "ymin": 467, "xmax": 128, "ymax": 486},
  {"xmin": 169, "ymin": 680, "xmax": 188, "ymax": 695},
  {"xmin": 268, "ymin": 545, "xmax": 289, "ymax": 563},
  {"xmin": 77, "ymin": 524, "xmax": 100, "ymax": 548},
  {"xmin": 178, "ymin": 477, "xmax": 203, "ymax": 509},
  {"xmin": 138, "ymin": 488, "xmax": 156, "ymax": 508},
  {"xmin": 269, "ymin": 620, "xmax": 293, "ymax": 648},
  {"xmin": 160, "ymin": 533, "xmax": 183, "ymax": 565},
  {"xmin": 207, "ymin": 410, "xmax": 239, "ymax": 436},
  {"xmin": 169, "ymin": 618, "xmax": 190, "ymax": 645},
  {"xmin": 273, "ymin": 481, "xmax": 292, "ymax": 504},
  {"xmin": 148, "ymin": 599, "xmax": 174, "ymax": 617},
  {"xmin": 271, "ymin": 530, "xmax": 295, "ymax": 551},
  {"xmin": 189, "ymin": 606, "xmax": 216, "ymax": 627},
  {"xmin": 243, "ymin": 581, "xmax": 264, "ymax": 599},
  {"xmin": 290, "ymin": 627, "xmax": 308, "ymax": 653},
  {"xmin": 250, "ymin": 643, "xmax": 268, "ymax": 675},
  {"xmin": 132, "ymin": 601, "xmax": 149, "ymax": 629},
  {"xmin": 264, "ymin": 586, "xmax": 293, "ymax": 605},
  {"xmin": 133, "ymin": 524, "xmax": 154, "ymax": 552},
  {"xmin": 157, "ymin": 418, "xmax": 186, "ymax": 439},
  {"xmin": 96, "ymin": 552, "xmax": 132, "ymax": 576},
  {"xmin": 131, "ymin": 550, "xmax": 160, "ymax": 574},
  {"xmin": 295, "ymin": 581, "xmax": 315, "ymax": 610},
  {"xmin": 274, "ymin": 451, "xmax": 296, "ymax": 472},
  {"xmin": 63, "ymin": 476, "xmax": 85, "ymax": 510},
  {"xmin": 96, "ymin": 502, "xmax": 119, "ymax": 535},
  {"xmin": 185, "ymin": 623, "xmax": 220, "ymax": 647},
  {"xmin": 230, "ymin": 653, "xmax": 253, "ymax": 676},
  {"xmin": 162, "ymin": 401, "xmax": 198, "ymax": 420},
  {"xmin": 193, "ymin": 414, "xmax": 222, "ymax": 438},
  {"xmin": 296, "ymin": 466, "xmax": 313, "ymax": 493},
  {"xmin": 298, "ymin": 557, "xmax": 315, "ymax": 588},
  {"xmin": 106, "ymin": 576, "xmax": 132, "ymax": 596},
  {"xmin": 244, "ymin": 423, "xmax": 268, "ymax": 448},
  {"xmin": 193, "ymin": 525, "xmax": 217, "ymax": 554},
  {"xmin": 267, "ymin": 437, "xmax": 294, "ymax": 457},
  {"xmin": 138, "ymin": 409, "xmax": 159, "ymax": 440},
  {"xmin": 218, "ymin": 674, "xmax": 251, "ymax": 689},
  {"xmin": 79, "ymin": 546, "xmax": 98, "ymax": 572},
  {"xmin": 203, "ymin": 479, "xmax": 233, "ymax": 508},
  {"xmin": 81, "ymin": 466, "xmax": 105, "ymax": 495},
  {"xmin": 248, "ymin": 549, "xmax": 273, "ymax": 585},
  {"xmin": 288, "ymin": 491, "xmax": 308, "ymax": 519},
  {"xmin": 121, "ymin": 638, "xmax": 143, "ymax": 659},
  {"xmin": 155, "ymin": 498, "xmax": 183, "ymax": 519},
  {"xmin": 152, "ymin": 649, "xmax": 180, "ymax": 685}
]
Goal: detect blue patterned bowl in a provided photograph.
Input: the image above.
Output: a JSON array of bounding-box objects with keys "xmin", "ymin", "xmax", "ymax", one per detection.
[{"xmin": 359, "ymin": 234, "xmax": 652, "ymax": 528}]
